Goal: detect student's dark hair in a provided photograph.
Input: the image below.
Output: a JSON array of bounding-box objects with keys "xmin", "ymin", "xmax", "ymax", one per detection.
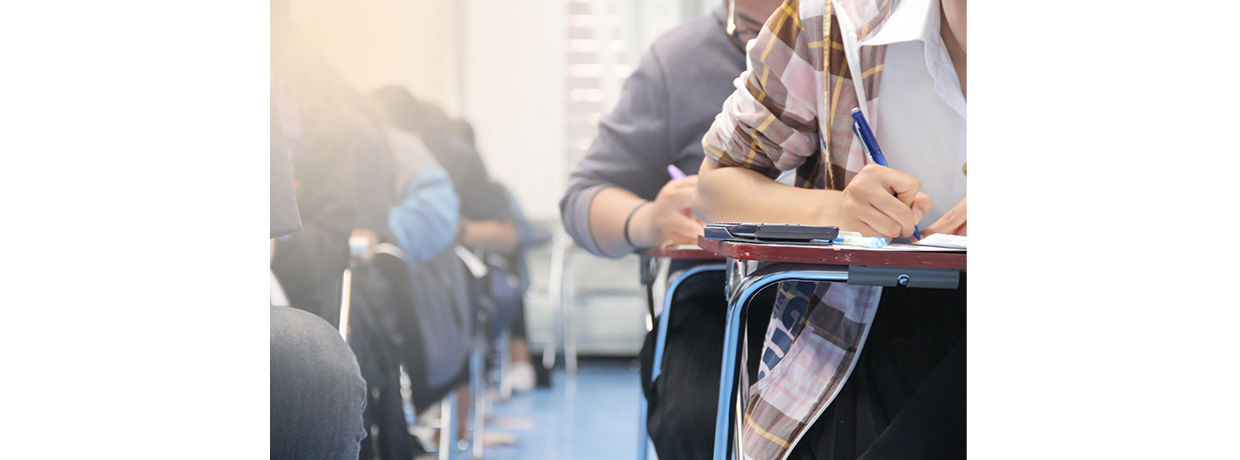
[
  {"xmin": 448, "ymin": 119, "xmax": 476, "ymax": 146},
  {"xmin": 369, "ymin": 86, "xmax": 448, "ymax": 136}
]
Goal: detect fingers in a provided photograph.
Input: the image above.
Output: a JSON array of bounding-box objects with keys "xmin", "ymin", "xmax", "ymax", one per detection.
[
  {"xmin": 664, "ymin": 175, "xmax": 698, "ymax": 191},
  {"xmin": 662, "ymin": 214, "xmax": 706, "ymax": 245},
  {"xmin": 663, "ymin": 180, "xmax": 700, "ymax": 211},
  {"xmin": 845, "ymin": 165, "xmax": 926, "ymax": 238},
  {"xmin": 922, "ymin": 213, "xmax": 964, "ymax": 237},
  {"xmin": 859, "ymin": 164, "xmax": 922, "ymax": 206},
  {"xmin": 924, "ymin": 197, "xmax": 967, "ymax": 236},
  {"xmin": 652, "ymin": 177, "xmax": 709, "ymax": 244},
  {"xmin": 858, "ymin": 202, "xmax": 911, "ymax": 238},
  {"xmin": 911, "ymin": 192, "xmax": 933, "ymax": 225},
  {"xmin": 853, "ymin": 215, "xmax": 896, "ymax": 239},
  {"xmin": 848, "ymin": 186, "xmax": 916, "ymax": 238}
]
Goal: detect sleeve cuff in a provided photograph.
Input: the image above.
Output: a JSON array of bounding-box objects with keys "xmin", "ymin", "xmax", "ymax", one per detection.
[{"xmin": 560, "ymin": 183, "xmax": 611, "ymax": 257}]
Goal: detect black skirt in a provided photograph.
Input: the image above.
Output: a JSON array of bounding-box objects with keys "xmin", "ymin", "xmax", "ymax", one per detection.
[{"xmin": 789, "ymin": 275, "xmax": 967, "ymax": 460}]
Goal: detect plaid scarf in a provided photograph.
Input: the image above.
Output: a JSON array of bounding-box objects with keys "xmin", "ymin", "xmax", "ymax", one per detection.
[{"xmin": 702, "ymin": 1, "xmax": 902, "ymax": 458}]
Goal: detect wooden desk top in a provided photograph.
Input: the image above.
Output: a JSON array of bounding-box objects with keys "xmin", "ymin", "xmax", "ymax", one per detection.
[
  {"xmin": 642, "ymin": 244, "xmax": 726, "ymax": 260},
  {"xmin": 697, "ymin": 236, "xmax": 966, "ymax": 270}
]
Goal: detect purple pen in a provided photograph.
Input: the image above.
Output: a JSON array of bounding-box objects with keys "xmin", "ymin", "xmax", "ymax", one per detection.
[{"xmin": 667, "ymin": 164, "xmax": 687, "ymax": 180}]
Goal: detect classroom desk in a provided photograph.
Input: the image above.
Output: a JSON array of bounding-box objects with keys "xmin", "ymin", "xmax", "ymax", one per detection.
[
  {"xmin": 697, "ymin": 235, "xmax": 966, "ymax": 460},
  {"xmin": 636, "ymin": 245, "xmax": 725, "ymax": 460}
]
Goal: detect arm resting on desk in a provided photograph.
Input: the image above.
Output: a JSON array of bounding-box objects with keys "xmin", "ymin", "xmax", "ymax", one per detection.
[
  {"xmin": 461, "ymin": 219, "xmax": 519, "ymax": 255},
  {"xmin": 693, "ymin": 158, "xmax": 834, "ymax": 226},
  {"xmin": 694, "ymin": 159, "xmax": 930, "ymax": 239}
]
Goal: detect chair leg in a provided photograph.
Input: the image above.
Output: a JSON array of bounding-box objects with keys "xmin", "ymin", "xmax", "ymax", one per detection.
[
  {"xmin": 497, "ymin": 329, "xmax": 512, "ymax": 401},
  {"xmin": 338, "ymin": 268, "xmax": 352, "ymax": 340},
  {"xmin": 637, "ymin": 392, "xmax": 649, "ymax": 460},
  {"xmin": 542, "ymin": 233, "xmax": 567, "ymax": 370},
  {"xmin": 471, "ymin": 336, "xmax": 486, "ymax": 459},
  {"xmin": 562, "ymin": 246, "xmax": 577, "ymax": 375},
  {"xmin": 439, "ymin": 391, "xmax": 456, "ymax": 460}
]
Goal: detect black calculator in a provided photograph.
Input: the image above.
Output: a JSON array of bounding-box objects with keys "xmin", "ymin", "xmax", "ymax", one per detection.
[{"xmin": 704, "ymin": 223, "xmax": 839, "ymax": 243}]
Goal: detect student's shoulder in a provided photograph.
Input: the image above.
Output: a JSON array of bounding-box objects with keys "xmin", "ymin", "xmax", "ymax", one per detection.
[{"xmin": 647, "ymin": 12, "xmax": 734, "ymax": 72}]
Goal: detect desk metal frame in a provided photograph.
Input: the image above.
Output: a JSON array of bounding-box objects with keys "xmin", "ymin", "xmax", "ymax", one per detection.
[{"xmin": 705, "ymin": 240, "xmax": 964, "ymax": 460}]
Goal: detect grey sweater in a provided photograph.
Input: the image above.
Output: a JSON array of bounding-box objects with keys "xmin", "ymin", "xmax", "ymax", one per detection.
[{"xmin": 559, "ymin": 7, "xmax": 746, "ymax": 257}]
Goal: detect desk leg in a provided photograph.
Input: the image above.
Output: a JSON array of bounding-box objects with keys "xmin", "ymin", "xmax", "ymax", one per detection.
[
  {"xmin": 712, "ymin": 287, "xmax": 748, "ymax": 460},
  {"xmin": 543, "ymin": 234, "xmax": 568, "ymax": 370},
  {"xmin": 713, "ymin": 264, "xmax": 851, "ymax": 460}
]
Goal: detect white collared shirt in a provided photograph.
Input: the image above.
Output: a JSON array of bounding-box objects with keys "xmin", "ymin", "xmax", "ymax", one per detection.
[{"xmin": 861, "ymin": 0, "xmax": 967, "ymax": 227}]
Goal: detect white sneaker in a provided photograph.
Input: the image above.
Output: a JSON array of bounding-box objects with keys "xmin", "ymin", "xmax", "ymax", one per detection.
[{"xmin": 508, "ymin": 361, "xmax": 536, "ymax": 392}]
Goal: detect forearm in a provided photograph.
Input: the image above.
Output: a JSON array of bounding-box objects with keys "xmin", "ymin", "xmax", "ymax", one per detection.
[
  {"xmin": 461, "ymin": 219, "xmax": 519, "ymax": 255},
  {"xmin": 692, "ymin": 158, "xmax": 838, "ymax": 225},
  {"xmin": 586, "ymin": 187, "xmax": 650, "ymax": 258}
]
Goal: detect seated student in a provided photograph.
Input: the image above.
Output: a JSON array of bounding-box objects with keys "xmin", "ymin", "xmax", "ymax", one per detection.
[
  {"xmin": 270, "ymin": 21, "xmax": 357, "ymax": 328},
  {"xmin": 344, "ymin": 88, "xmax": 460, "ymax": 264},
  {"xmin": 371, "ymin": 88, "xmax": 541, "ymax": 392},
  {"xmin": 369, "ymin": 88, "xmax": 511, "ymax": 230},
  {"xmin": 270, "ymin": 83, "xmax": 366, "ymax": 460},
  {"xmin": 558, "ymin": 1, "xmax": 783, "ymax": 458},
  {"xmin": 694, "ymin": 0, "xmax": 967, "ymax": 458},
  {"xmin": 339, "ymin": 90, "xmax": 461, "ymax": 460}
]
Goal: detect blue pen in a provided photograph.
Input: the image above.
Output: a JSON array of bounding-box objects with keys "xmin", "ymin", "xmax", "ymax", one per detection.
[{"xmin": 850, "ymin": 108, "xmax": 921, "ymax": 240}]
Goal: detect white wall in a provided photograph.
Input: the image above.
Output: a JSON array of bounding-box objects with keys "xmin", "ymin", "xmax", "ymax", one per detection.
[
  {"xmin": 459, "ymin": 0, "xmax": 567, "ymax": 222},
  {"xmin": 289, "ymin": 0, "xmax": 568, "ymax": 222},
  {"xmin": 286, "ymin": 0, "xmax": 711, "ymax": 222}
]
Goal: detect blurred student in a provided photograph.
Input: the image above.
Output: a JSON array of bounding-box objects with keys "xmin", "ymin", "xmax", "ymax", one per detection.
[
  {"xmin": 371, "ymin": 88, "xmax": 541, "ymax": 392},
  {"xmin": 270, "ymin": 83, "xmax": 366, "ymax": 460},
  {"xmin": 343, "ymin": 89, "xmax": 460, "ymax": 265},
  {"xmin": 339, "ymin": 89, "xmax": 461, "ymax": 460},
  {"xmin": 270, "ymin": 17, "xmax": 357, "ymax": 328},
  {"xmin": 370, "ymin": 88, "xmax": 511, "ymax": 235},
  {"xmin": 695, "ymin": 0, "xmax": 967, "ymax": 458},
  {"xmin": 559, "ymin": 1, "xmax": 783, "ymax": 458}
]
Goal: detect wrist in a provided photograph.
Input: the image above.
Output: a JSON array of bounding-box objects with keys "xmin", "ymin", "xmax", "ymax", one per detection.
[
  {"xmin": 623, "ymin": 201, "xmax": 655, "ymax": 249},
  {"xmin": 813, "ymin": 189, "xmax": 845, "ymax": 226}
]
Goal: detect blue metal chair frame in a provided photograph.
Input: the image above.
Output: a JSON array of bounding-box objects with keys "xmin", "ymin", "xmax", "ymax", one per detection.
[{"xmin": 637, "ymin": 262, "xmax": 727, "ymax": 460}]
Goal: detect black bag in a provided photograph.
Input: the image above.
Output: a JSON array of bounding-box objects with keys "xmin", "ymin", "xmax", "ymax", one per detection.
[{"xmin": 374, "ymin": 245, "xmax": 472, "ymax": 410}]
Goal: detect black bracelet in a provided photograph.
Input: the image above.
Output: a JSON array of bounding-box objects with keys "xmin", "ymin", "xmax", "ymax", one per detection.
[{"xmin": 623, "ymin": 201, "xmax": 652, "ymax": 249}]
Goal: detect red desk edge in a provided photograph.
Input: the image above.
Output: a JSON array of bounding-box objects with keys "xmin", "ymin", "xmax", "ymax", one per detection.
[
  {"xmin": 642, "ymin": 244, "xmax": 726, "ymax": 260},
  {"xmin": 696, "ymin": 235, "xmax": 966, "ymax": 271}
]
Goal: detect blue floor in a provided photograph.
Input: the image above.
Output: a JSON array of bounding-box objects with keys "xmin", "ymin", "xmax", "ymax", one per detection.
[{"xmin": 476, "ymin": 359, "xmax": 645, "ymax": 460}]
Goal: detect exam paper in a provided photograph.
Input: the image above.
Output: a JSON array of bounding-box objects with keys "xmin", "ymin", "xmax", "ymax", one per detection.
[
  {"xmin": 911, "ymin": 234, "xmax": 967, "ymax": 249},
  {"xmin": 840, "ymin": 234, "xmax": 967, "ymax": 252}
]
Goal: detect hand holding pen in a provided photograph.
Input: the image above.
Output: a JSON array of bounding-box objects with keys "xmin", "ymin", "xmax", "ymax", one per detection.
[
  {"xmin": 833, "ymin": 164, "xmax": 931, "ymax": 240},
  {"xmin": 626, "ymin": 164, "xmax": 704, "ymax": 248},
  {"xmin": 846, "ymin": 108, "xmax": 932, "ymax": 240},
  {"xmin": 807, "ymin": 108, "xmax": 930, "ymax": 240}
]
